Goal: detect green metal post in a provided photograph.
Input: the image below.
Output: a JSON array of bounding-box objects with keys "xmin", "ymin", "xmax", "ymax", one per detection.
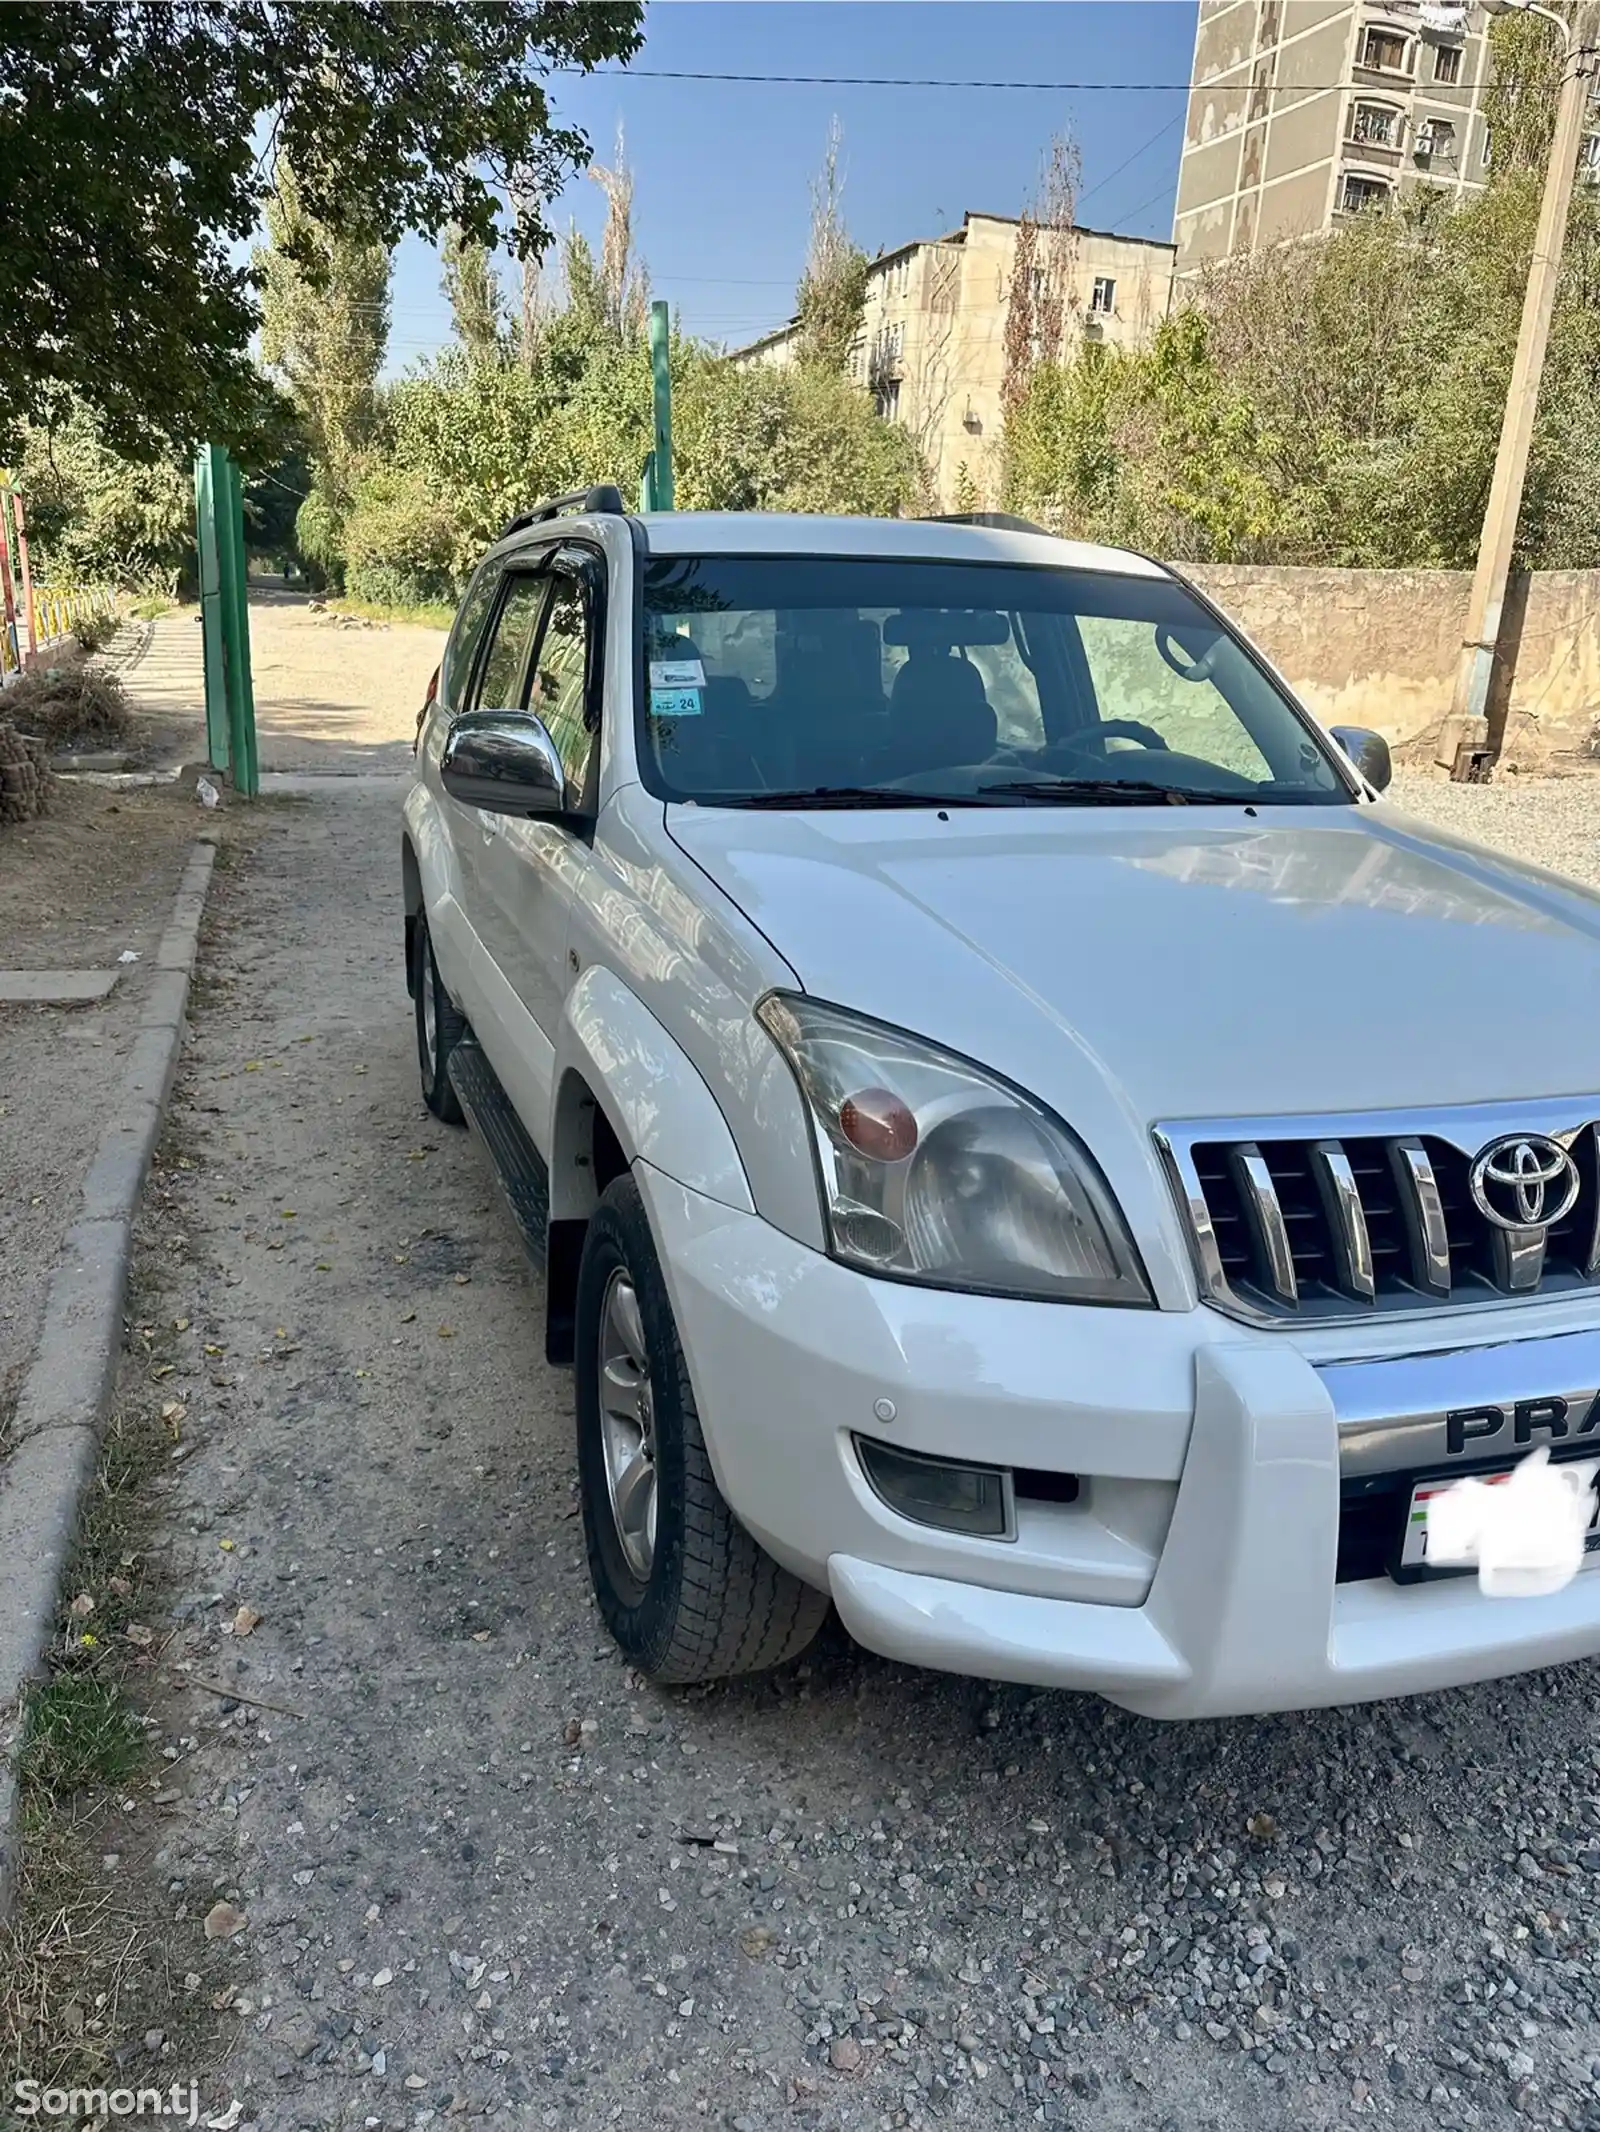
[
  {"xmin": 219, "ymin": 452, "xmax": 258, "ymax": 796},
  {"xmin": 194, "ymin": 444, "xmax": 258, "ymax": 795},
  {"xmin": 649, "ymin": 300, "xmax": 674, "ymax": 512},
  {"xmin": 195, "ymin": 445, "xmax": 230, "ymax": 774}
]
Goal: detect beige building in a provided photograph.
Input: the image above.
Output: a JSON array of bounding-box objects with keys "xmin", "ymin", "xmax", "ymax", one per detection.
[
  {"xmin": 730, "ymin": 211, "xmax": 1176, "ymax": 509},
  {"xmin": 1174, "ymin": 0, "xmax": 1503, "ymax": 274}
]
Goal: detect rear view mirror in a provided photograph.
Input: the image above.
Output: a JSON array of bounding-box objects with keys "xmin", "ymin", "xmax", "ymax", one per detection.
[
  {"xmin": 441, "ymin": 710, "xmax": 567, "ymax": 817},
  {"xmin": 1329, "ymin": 724, "xmax": 1393, "ymax": 793}
]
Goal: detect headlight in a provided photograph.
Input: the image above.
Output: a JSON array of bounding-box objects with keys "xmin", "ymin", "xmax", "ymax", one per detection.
[{"xmin": 756, "ymin": 994, "xmax": 1151, "ymax": 1305}]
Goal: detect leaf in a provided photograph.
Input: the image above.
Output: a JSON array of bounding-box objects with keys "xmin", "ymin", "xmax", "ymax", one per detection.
[
  {"xmin": 125, "ymin": 1622, "xmax": 155, "ymax": 1647},
  {"xmin": 232, "ymin": 1604, "xmax": 262, "ymax": 1637},
  {"xmin": 68, "ymin": 1592, "xmax": 95, "ymax": 1618},
  {"xmin": 203, "ymin": 1900, "xmax": 248, "ymax": 1941}
]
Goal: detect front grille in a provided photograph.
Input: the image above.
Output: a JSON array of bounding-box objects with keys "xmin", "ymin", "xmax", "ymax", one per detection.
[{"xmin": 1158, "ymin": 1103, "xmax": 1600, "ymax": 1324}]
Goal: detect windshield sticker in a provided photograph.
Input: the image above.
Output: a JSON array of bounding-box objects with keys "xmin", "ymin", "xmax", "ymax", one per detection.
[
  {"xmin": 650, "ymin": 658, "xmax": 706, "ymax": 688},
  {"xmin": 651, "ymin": 685, "xmax": 704, "ymax": 718}
]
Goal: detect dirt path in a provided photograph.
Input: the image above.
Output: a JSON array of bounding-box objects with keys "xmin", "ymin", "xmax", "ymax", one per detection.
[
  {"xmin": 48, "ymin": 779, "xmax": 1600, "ymax": 2132},
  {"xmin": 111, "ymin": 592, "xmax": 446, "ymax": 774}
]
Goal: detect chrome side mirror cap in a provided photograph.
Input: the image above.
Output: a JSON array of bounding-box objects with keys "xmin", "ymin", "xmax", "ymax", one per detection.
[
  {"xmin": 441, "ymin": 710, "xmax": 568, "ymax": 817},
  {"xmin": 1330, "ymin": 724, "xmax": 1392, "ymax": 793}
]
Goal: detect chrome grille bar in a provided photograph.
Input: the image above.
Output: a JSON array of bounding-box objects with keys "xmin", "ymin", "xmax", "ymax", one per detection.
[
  {"xmin": 1494, "ymin": 1224, "xmax": 1548, "ymax": 1294},
  {"xmin": 1310, "ymin": 1141, "xmax": 1375, "ymax": 1302},
  {"xmin": 1155, "ymin": 1097, "xmax": 1600, "ymax": 1328},
  {"xmin": 1389, "ymin": 1139, "xmax": 1451, "ymax": 1297},
  {"xmin": 1230, "ymin": 1145, "xmax": 1298, "ymax": 1304}
]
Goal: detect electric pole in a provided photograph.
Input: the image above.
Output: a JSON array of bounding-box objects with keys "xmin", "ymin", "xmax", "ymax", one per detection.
[{"xmin": 1445, "ymin": 0, "xmax": 1596, "ymax": 777}]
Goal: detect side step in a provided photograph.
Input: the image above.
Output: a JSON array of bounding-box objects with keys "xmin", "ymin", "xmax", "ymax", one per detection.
[{"xmin": 447, "ymin": 1036, "xmax": 550, "ymax": 1270}]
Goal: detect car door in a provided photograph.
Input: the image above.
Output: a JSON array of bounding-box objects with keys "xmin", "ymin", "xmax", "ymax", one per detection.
[{"xmin": 472, "ymin": 545, "xmax": 606, "ymax": 1140}]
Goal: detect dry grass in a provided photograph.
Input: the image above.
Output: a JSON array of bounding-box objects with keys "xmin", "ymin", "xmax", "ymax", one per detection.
[{"xmin": 3, "ymin": 650, "xmax": 133, "ymax": 751}]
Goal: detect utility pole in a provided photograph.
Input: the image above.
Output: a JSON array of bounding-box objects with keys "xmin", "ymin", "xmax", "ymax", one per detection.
[{"xmin": 1445, "ymin": 0, "xmax": 1596, "ymax": 778}]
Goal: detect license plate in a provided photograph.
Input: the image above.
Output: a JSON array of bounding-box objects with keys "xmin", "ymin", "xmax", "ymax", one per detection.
[{"xmin": 1400, "ymin": 1461, "xmax": 1600, "ymax": 1574}]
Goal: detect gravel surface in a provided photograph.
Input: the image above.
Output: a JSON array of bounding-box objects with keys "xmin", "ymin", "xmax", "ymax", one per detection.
[
  {"xmin": 113, "ymin": 591, "xmax": 444, "ymax": 774},
  {"xmin": 1388, "ymin": 767, "xmax": 1600, "ymax": 893},
  {"xmin": 96, "ymin": 775, "xmax": 1600, "ymax": 2132}
]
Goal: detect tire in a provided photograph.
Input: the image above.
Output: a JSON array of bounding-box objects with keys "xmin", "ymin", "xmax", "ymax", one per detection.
[
  {"xmin": 412, "ymin": 915, "xmax": 466, "ymax": 1125},
  {"xmin": 575, "ymin": 1176, "xmax": 830, "ymax": 1683}
]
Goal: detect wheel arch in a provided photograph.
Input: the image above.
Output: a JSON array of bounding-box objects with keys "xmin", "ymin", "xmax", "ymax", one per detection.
[{"xmin": 543, "ymin": 967, "xmax": 753, "ymax": 1364}]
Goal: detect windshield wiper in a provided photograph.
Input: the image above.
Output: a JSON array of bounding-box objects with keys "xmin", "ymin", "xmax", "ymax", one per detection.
[
  {"xmin": 976, "ymin": 777, "xmax": 1244, "ymax": 806},
  {"xmin": 728, "ymin": 785, "xmax": 994, "ymax": 810}
]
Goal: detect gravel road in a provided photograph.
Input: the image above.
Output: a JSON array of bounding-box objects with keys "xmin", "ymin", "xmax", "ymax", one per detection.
[{"xmin": 116, "ymin": 774, "xmax": 1600, "ymax": 2132}]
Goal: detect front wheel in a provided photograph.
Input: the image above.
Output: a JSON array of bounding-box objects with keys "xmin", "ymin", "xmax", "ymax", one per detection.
[
  {"xmin": 574, "ymin": 1176, "xmax": 829, "ymax": 1683},
  {"xmin": 412, "ymin": 915, "xmax": 465, "ymax": 1124}
]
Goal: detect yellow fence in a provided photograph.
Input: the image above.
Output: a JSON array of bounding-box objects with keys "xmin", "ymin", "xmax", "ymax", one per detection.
[{"xmin": 0, "ymin": 584, "xmax": 118, "ymax": 679}]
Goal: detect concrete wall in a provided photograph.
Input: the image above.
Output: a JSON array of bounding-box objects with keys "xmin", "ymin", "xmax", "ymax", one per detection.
[{"xmin": 1185, "ymin": 564, "xmax": 1600, "ymax": 764}]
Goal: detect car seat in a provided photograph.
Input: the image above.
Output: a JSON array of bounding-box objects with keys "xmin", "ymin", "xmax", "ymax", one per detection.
[{"xmin": 886, "ymin": 625, "xmax": 998, "ymax": 775}]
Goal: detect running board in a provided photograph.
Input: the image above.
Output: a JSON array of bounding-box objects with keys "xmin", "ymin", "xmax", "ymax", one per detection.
[{"xmin": 447, "ymin": 1036, "xmax": 550, "ymax": 1270}]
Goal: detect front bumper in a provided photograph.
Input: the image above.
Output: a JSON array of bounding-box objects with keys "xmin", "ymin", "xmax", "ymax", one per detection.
[{"xmin": 637, "ymin": 1164, "xmax": 1600, "ymax": 1720}]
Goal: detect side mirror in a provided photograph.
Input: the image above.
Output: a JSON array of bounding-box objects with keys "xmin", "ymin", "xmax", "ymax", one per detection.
[
  {"xmin": 1330, "ymin": 724, "xmax": 1392, "ymax": 793},
  {"xmin": 441, "ymin": 710, "xmax": 568, "ymax": 817}
]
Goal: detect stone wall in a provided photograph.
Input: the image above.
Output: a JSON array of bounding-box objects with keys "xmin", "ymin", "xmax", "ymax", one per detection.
[{"xmin": 1184, "ymin": 563, "xmax": 1600, "ymax": 766}]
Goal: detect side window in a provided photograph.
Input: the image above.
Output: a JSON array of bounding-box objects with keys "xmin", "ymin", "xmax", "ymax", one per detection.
[
  {"xmin": 1074, "ymin": 617, "xmax": 1272, "ymax": 779},
  {"xmin": 529, "ymin": 573, "xmax": 596, "ymax": 792},
  {"xmin": 441, "ymin": 562, "xmax": 501, "ymax": 713},
  {"xmin": 471, "ymin": 573, "xmax": 551, "ymax": 713}
]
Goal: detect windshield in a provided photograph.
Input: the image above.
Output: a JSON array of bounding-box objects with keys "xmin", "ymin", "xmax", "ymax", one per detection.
[{"xmin": 636, "ymin": 555, "xmax": 1354, "ymax": 808}]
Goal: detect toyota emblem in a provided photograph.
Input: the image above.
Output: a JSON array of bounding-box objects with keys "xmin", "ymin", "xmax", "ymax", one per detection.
[{"xmin": 1468, "ymin": 1134, "xmax": 1581, "ymax": 1232}]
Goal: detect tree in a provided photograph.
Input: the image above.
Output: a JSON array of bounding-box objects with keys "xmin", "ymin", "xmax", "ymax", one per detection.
[
  {"xmin": 1482, "ymin": 5, "xmax": 1569, "ymax": 180},
  {"xmin": 0, "ymin": 1, "xmax": 644, "ymax": 462},
  {"xmin": 794, "ymin": 121, "xmax": 870, "ymax": 374},
  {"xmin": 442, "ymin": 226, "xmax": 508, "ymax": 364},
  {"xmin": 13, "ymin": 404, "xmax": 191, "ymax": 589},
  {"xmin": 1002, "ymin": 134, "xmax": 1082, "ymax": 416},
  {"xmin": 257, "ymin": 161, "xmax": 390, "ymax": 512},
  {"xmin": 589, "ymin": 128, "xmax": 652, "ymax": 340}
]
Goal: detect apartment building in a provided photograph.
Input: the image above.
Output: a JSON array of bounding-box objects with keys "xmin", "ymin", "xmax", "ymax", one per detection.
[
  {"xmin": 1174, "ymin": 0, "xmax": 1500, "ymax": 274},
  {"xmin": 730, "ymin": 211, "xmax": 1175, "ymax": 508}
]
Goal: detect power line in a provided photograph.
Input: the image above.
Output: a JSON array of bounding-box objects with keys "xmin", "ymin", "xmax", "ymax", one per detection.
[
  {"xmin": 1075, "ymin": 113, "xmax": 1186, "ymax": 215},
  {"xmin": 558, "ymin": 65, "xmax": 1382, "ymax": 92}
]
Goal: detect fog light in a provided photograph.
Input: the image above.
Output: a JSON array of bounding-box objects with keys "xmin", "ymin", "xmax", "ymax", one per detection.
[{"xmin": 854, "ymin": 1436, "xmax": 1013, "ymax": 1539}]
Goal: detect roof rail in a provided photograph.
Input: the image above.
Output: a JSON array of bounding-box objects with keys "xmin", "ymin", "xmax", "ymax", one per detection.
[
  {"xmin": 921, "ymin": 510, "xmax": 1052, "ymax": 536},
  {"xmin": 500, "ymin": 484, "xmax": 626, "ymax": 541}
]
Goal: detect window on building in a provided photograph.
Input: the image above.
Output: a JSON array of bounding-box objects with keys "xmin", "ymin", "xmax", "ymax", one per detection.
[
  {"xmin": 1340, "ymin": 172, "xmax": 1391, "ymax": 213},
  {"xmin": 875, "ymin": 377, "xmax": 901, "ymax": 421},
  {"xmin": 1432, "ymin": 41, "xmax": 1463, "ymax": 85},
  {"xmin": 1352, "ymin": 102, "xmax": 1401, "ymax": 146},
  {"xmin": 1090, "ymin": 275, "xmax": 1117, "ymax": 315},
  {"xmin": 1481, "ymin": 125, "xmax": 1493, "ymax": 168},
  {"xmin": 1582, "ymin": 133, "xmax": 1600, "ymax": 181},
  {"xmin": 1416, "ymin": 118, "xmax": 1456, "ymax": 160},
  {"xmin": 1360, "ymin": 27, "xmax": 1409, "ymax": 72}
]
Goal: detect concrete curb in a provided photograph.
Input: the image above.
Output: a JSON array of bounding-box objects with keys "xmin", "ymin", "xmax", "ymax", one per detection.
[{"xmin": 0, "ymin": 837, "xmax": 217, "ymax": 1916}]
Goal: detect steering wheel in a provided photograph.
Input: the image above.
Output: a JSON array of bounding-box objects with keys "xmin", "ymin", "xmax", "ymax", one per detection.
[
  {"xmin": 1076, "ymin": 718, "xmax": 1171, "ymax": 753},
  {"xmin": 1155, "ymin": 625, "xmax": 1221, "ymax": 684}
]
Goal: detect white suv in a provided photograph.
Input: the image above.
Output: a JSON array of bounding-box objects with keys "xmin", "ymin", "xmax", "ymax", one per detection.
[{"xmin": 402, "ymin": 489, "xmax": 1600, "ymax": 1719}]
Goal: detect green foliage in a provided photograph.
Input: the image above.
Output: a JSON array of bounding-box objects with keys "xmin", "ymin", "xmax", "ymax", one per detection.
[
  {"xmin": 0, "ymin": 2, "xmax": 643, "ymax": 463},
  {"xmin": 14, "ymin": 403, "xmax": 190, "ymax": 587},
  {"xmin": 442, "ymin": 226, "xmax": 508, "ymax": 363},
  {"xmin": 1004, "ymin": 177, "xmax": 1600, "ymax": 571},
  {"xmin": 794, "ymin": 121, "xmax": 869, "ymax": 374},
  {"xmin": 1482, "ymin": 9, "xmax": 1567, "ymax": 181},
  {"xmin": 258, "ymin": 161, "xmax": 390, "ymax": 509}
]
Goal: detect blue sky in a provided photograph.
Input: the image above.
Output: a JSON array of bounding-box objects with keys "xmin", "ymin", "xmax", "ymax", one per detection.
[{"xmin": 384, "ymin": 0, "xmax": 1199, "ymax": 375}]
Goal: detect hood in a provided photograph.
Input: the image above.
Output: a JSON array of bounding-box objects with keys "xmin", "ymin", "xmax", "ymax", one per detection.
[{"xmin": 667, "ymin": 801, "xmax": 1600, "ymax": 1126}]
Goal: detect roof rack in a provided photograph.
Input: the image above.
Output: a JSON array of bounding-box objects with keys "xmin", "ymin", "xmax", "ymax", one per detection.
[
  {"xmin": 920, "ymin": 510, "xmax": 1051, "ymax": 536},
  {"xmin": 500, "ymin": 484, "xmax": 626, "ymax": 541}
]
